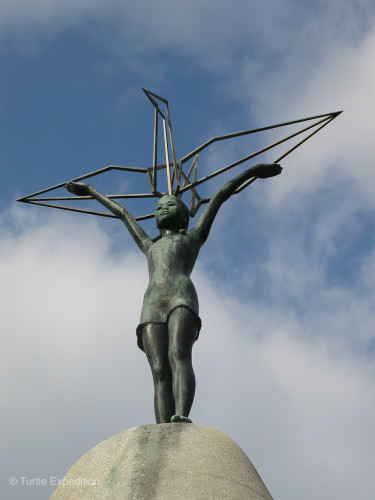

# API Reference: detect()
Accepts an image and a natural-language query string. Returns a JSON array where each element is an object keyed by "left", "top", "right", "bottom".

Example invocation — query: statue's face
[{"left": 155, "top": 195, "right": 187, "bottom": 229}]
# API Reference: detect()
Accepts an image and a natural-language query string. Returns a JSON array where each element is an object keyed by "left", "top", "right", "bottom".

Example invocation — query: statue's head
[{"left": 155, "top": 195, "right": 190, "bottom": 231}]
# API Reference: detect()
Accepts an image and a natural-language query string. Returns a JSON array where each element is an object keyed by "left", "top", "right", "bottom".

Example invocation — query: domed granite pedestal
[{"left": 50, "top": 424, "right": 273, "bottom": 500}]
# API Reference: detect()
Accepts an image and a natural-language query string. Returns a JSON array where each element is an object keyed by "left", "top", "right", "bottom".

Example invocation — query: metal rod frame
[{"left": 17, "top": 91, "right": 342, "bottom": 221}]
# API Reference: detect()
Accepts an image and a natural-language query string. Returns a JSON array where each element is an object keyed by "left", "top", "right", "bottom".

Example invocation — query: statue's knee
[
  {"left": 168, "top": 346, "right": 190, "bottom": 364},
  {"left": 151, "top": 362, "right": 171, "bottom": 382}
]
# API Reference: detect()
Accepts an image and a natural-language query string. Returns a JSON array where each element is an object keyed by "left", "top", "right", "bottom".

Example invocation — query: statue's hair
[{"left": 155, "top": 195, "right": 190, "bottom": 231}]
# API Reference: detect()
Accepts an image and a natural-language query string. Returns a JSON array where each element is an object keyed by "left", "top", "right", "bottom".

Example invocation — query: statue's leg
[
  {"left": 167, "top": 308, "right": 198, "bottom": 420},
  {"left": 141, "top": 323, "right": 175, "bottom": 423}
]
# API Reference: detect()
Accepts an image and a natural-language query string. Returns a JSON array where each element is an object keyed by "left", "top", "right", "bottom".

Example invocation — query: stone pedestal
[{"left": 50, "top": 424, "right": 273, "bottom": 500}]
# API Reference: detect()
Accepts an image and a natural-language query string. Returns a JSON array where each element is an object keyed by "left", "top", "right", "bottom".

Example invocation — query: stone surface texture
[{"left": 50, "top": 424, "right": 274, "bottom": 500}]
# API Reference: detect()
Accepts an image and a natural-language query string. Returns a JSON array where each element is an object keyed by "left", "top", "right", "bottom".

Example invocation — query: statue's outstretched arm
[
  {"left": 65, "top": 182, "right": 152, "bottom": 253},
  {"left": 192, "top": 163, "right": 282, "bottom": 246}
]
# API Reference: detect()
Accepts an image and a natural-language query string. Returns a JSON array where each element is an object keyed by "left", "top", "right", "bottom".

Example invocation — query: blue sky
[{"left": 1, "top": 1, "right": 375, "bottom": 499}]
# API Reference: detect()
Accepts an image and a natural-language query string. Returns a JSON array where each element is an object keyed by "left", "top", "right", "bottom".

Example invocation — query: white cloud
[
  {"left": 233, "top": 10, "right": 375, "bottom": 206},
  {"left": 0, "top": 0, "right": 105, "bottom": 34},
  {"left": 3, "top": 1, "right": 373, "bottom": 66},
  {"left": 192, "top": 273, "right": 375, "bottom": 500},
  {"left": 1, "top": 207, "right": 374, "bottom": 500}
]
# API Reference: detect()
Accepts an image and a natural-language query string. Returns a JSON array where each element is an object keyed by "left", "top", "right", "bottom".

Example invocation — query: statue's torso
[{"left": 139, "top": 233, "right": 200, "bottom": 323}]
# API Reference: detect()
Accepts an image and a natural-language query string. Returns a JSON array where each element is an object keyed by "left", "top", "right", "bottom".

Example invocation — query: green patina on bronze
[{"left": 65, "top": 163, "right": 282, "bottom": 424}]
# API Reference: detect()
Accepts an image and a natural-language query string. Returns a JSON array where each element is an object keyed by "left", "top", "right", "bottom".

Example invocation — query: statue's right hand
[
  {"left": 252, "top": 163, "right": 282, "bottom": 178},
  {"left": 65, "top": 181, "right": 91, "bottom": 196}
]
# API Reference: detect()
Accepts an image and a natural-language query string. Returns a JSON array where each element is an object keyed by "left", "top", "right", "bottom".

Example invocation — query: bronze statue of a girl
[{"left": 66, "top": 162, "right": 282, "bottom": 424}]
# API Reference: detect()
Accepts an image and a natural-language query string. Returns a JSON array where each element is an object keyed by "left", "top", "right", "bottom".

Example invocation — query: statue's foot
[{"left": 171, "top": 415, "right": 192, "bottom": 423}]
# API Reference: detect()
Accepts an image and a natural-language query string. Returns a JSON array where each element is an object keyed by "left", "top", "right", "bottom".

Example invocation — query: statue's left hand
[
  {"left": 65, "top": 181, "right": 91, "bottom": 196},
  {"left": 253, "top": 163, "right": 282, "bottom": 178}
]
